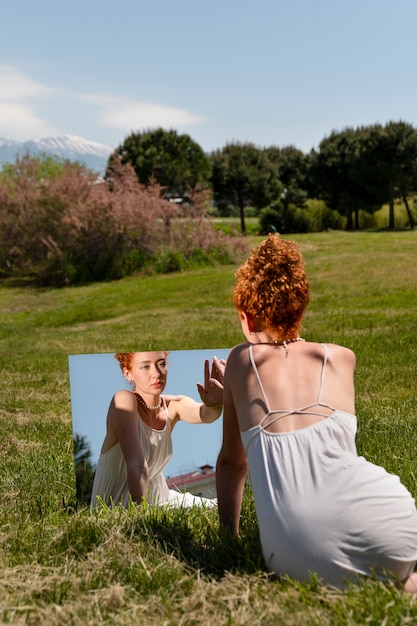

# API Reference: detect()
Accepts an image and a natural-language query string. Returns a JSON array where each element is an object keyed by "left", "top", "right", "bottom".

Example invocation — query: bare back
[{"left": 227, "top": 341, "right": 356, "bottom": 433}]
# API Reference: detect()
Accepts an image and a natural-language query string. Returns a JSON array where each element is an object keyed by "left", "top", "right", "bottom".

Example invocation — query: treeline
[
  {"left": 112, "top": 120, "right": 417, "bottom": 233},
  {"left": 0, "top": 156, "right": 248, "bottom": 287},
  {"left": 1, "top": 120, "right": 416, "bottom": 286}
]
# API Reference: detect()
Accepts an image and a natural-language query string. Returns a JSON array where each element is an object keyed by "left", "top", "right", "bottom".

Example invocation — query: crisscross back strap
[{"left": 248, "top": 343, "right": 334, "bottom": 432}]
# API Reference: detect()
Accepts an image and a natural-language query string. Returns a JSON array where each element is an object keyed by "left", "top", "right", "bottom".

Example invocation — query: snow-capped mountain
[{"left": 0, "top": 134, "right": 114, "bottom": 174}]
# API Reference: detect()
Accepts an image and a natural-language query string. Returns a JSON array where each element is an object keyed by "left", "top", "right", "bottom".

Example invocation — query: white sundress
[
  {"left": 240, "top": 343, "right": 417, "bottom": 588},
  {"left": 91, "top": 396, "right": 216, "bottom": 509}
]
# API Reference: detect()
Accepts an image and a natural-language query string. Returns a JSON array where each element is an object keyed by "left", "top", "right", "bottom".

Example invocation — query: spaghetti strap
[
  {"left": 162, "top": 396, "right": 171, "bottom": 431},
  {"left": 249, "top": 344, "right": 270, "bottom": 411},
  {"left": 317, "top": 343, "right": 328, "bottom": 404}
]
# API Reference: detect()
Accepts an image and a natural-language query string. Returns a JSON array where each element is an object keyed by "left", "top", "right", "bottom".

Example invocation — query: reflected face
[{"left": 125, "top": 351, "right": 168, "bottom": 396}]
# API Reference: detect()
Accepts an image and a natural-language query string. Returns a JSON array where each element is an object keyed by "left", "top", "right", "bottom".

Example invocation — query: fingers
[
  {"left": 204, "top": 359, "right": 211, "bottom": 386},
  {"left": 198, "top": 357, "right": 225, "bottom": 402},
  {"left": 196, "top": 383, "right": 204, "bottom": 401},
  {"left": 210, "top": 356, "right": 225, "bottom": 384}
]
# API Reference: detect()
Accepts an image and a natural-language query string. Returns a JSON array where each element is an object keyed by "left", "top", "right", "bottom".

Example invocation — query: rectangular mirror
[{"left": 69, "top": 348, "right": 229, "bottom": 506}]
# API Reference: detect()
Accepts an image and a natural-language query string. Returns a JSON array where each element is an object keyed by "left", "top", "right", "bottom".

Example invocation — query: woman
[
  {"left": 216, "top": 234, "right": 417, "bottom": 591},
  {"left": 91, "top": 351, "right": 224, "bottom": 508}
]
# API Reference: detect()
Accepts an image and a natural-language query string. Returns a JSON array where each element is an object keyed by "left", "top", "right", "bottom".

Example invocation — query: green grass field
[{"left": 1, "top": 230, "right": 417, "bottom": 625}]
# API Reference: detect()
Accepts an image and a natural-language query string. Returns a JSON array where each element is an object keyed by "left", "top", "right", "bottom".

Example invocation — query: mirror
[{"left": 69, "top": 348, "right": 230, "bottom": 505}]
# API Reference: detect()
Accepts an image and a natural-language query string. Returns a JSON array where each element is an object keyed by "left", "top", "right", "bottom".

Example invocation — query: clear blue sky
[{"left": 2, "top": 0, "right": 417, "bottom": 153}]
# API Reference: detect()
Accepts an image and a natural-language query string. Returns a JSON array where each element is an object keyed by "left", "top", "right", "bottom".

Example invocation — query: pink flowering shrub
[{"left": 0, "top": 156, "right": 248, "bottom": 286}]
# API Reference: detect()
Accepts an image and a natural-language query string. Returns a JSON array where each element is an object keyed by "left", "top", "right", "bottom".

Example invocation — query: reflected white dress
[
  {"left": 240, "top": 343, "right": 417, "bottom": 588},
  {"left": 91, "top": 396, "right": 216, "bottom": 509}
]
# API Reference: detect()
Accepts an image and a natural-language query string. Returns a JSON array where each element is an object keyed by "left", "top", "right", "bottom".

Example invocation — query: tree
[
  {"left": 0, "top": 151, "right": 72, "bottom": 184},
  {"left": 308, "top": 128, "right": 382, "bottom": 230},
  {"left": 210, "top": 142, "right": 281, "bottom": 234},
  {"left": 353, "top": 121, "right": 417, "bottom": 229},
  {"left": 264, "top": 145, "right": 309, "bottom": 232},
  {"left": 73, "top": 433, "right": 95, "bottom": 506},
  {"left": 109, "top": 128, "right": 211, "bottom": 200},
  {"left": 309, "top": 122, "right": 417, "bottom": 230}
]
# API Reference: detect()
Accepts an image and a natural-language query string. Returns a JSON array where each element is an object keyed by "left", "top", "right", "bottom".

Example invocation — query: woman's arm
[
  {"left": 109, "top": 390, "right": 148, "bottom": 502},
  {"left": 216, "top": 362, "right": 248, "bottom": 534}
]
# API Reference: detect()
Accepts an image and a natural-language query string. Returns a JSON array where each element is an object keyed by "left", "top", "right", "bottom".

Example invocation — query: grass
[{"left": 1, "top": 229, "right": 417, "bottom": 624}]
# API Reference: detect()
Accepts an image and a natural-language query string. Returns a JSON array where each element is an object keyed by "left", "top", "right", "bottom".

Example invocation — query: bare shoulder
[
  {"left": 112, "top": 389, "right": 137, "bottom": 409},
  {"left": 322, "top": 342, "right": 356, "bottom": 367},
  {"left": 225, "top": 343, "right": 249, "bottom": 367},
  {"left": 106, "top": 390, "right": 137, "bottom": 437}
]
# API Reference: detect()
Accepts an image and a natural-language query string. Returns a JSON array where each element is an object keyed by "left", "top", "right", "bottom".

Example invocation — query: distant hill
[{"left": 0, "top": 134, "right": 114, "bottom": 174}]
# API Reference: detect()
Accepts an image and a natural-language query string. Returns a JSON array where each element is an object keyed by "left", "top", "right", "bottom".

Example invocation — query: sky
[
  {"left": 2, "top": 0, "right": 417, "bottom": 154},
  {"left": 69, "top": 349, "right": 229, "bottom": 478}
]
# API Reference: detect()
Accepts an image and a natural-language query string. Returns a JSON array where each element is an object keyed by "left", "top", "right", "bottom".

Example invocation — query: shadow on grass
[{"left": 123, "top": 488, "right": 265, "bottom": 579}]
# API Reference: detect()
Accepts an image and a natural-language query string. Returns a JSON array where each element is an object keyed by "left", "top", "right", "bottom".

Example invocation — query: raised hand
[{"left": 197, "top": 356, "right": 225, "bottom": 408}]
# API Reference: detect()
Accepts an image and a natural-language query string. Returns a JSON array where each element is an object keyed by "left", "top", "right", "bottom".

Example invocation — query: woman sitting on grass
[
  {"left": 91, "top": 351, "right": 224, "bottom": 509},
  {"left": 216, "top": 234, "right": 417, "bottom": 591}
]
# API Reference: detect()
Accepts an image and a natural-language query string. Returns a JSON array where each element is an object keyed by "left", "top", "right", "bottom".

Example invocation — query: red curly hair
[
  {"left": 233, "top": 234, "right": 310, "bottom": 338},
  {"left": 114, "top": 353, "right": 135, "bottom": 371},
  {"left": 114, "top": 352, "right": 169, "bottom": 372}
]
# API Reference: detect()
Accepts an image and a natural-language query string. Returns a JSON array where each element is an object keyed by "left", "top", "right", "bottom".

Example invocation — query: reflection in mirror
[{"left": 69, "top": 348, "right": 229, "bottom": 506}]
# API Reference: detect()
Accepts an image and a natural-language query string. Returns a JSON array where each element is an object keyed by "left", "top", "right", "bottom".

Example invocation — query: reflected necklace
[
  {"left": 135, "top": 393, "right": 161, "bottom": 410},
  {"left": 270, "top": 337, "right": 305, "bottom": 358}
]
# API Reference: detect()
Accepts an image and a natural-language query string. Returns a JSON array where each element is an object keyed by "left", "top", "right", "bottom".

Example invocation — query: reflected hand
[{"left": 197, "top": 357, "right": 225, "bottom": 408}]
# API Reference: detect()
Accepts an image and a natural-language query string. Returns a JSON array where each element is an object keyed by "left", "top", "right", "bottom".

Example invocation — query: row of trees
[{"left": 111, "top": 121, "right": 417, "bottom": 233}]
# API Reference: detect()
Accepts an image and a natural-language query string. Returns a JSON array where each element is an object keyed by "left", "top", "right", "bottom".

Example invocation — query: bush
[
  {"left": 259, "top": 201, "right": 345, "bottom": 235},
  {"left": 259, "top": 205, "right": 310, "bottom": 234},
  {"left": 154, "top": 249, "right": 185, "bottom": 273},
  {"left": 0, "top": 156, "right": 249, "bottom": 286},
  {"left": 304, "top": 199, "right": 346, "bottom": 231},
  {"left": 258, "top": 208, "right": 281, "bottom": 234}
]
